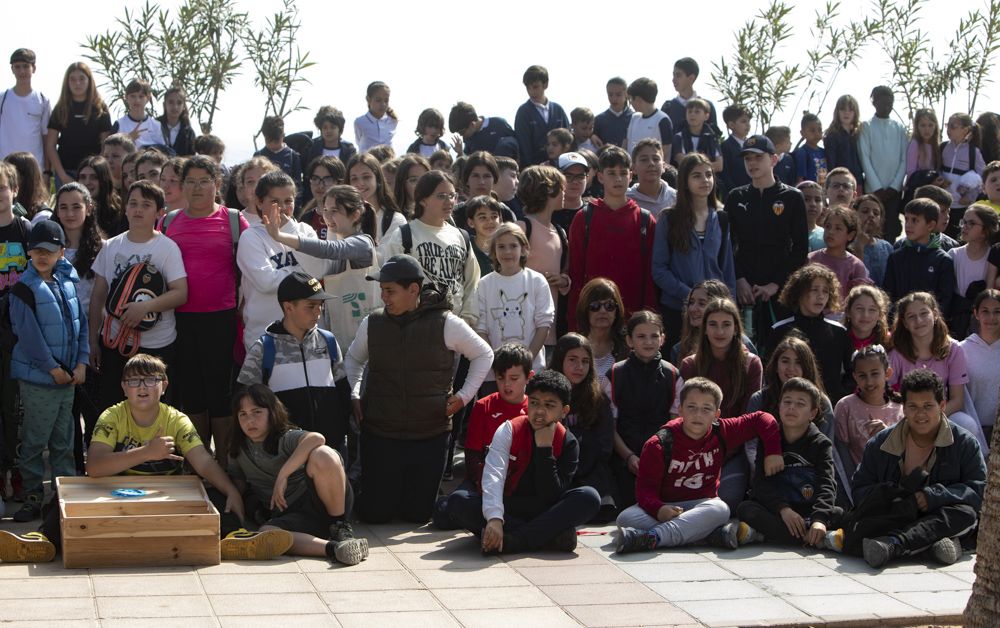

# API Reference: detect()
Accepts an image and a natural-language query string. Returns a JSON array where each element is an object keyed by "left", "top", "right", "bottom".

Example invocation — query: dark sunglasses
[{"left": 589, "top": 300, "right": 617, "bottom": 312}]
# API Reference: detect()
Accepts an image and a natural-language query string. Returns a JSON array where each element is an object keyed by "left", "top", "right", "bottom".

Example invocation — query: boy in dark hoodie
[
  {"left": 237, "top": 271, "right": 350, "bottom": 451},
  {"left": 883, "top": 198, "right": 956, "bottom": 315},
  {"left": 737, "top": 378, "right": 841, "bottom": 547},
  {"left": 254, "top": 116, "right": 303, "bottom": 189}
]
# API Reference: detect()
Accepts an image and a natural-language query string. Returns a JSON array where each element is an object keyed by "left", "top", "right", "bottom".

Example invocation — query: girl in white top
[
  {"left": 950, "top": 204, "right": 997, "bottom": 337},
  {"left": 52, "top": 183, "right": 104, "bottom": 324},
  {"left": 476, "top": 223, "right": 554, "bottom": 375},
  {"left": 381, "top": 170, "right": 480, "bottom": 326},
  {"left": 347, "top": 153, "right": 405, "bottom": 255},
  {"left": 352, "top": 81, "right": 397, "bottom": 153},
  {"left": 961, "top": 290, "right": 1000, "bottom": 443}
]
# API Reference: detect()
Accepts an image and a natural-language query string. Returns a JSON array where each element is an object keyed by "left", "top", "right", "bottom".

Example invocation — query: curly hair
[
  {"left": 517, "top": 165, "right": 566, "bottom": 213},
  {"left": 844, "top": 284, "right": 891, "bottom": 346},
  {"left": 778, "top": 263, "right": 842, "bottom": 314}
]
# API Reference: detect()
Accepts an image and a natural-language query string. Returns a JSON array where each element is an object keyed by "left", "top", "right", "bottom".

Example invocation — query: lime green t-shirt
[
  {"left": 982, "top": 200, "right": 1000, "bottom": 214},
  {"left": 91, "top": 402, "right": 204, "bottom": 475}
]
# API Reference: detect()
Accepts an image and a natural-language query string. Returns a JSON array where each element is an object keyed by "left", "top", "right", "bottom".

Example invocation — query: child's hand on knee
[
  {"left": 779, "top": 507, "right": 806, "bottom": 539},
  {"left": 763, "top": 454, "right": 785, "bottom": 476},
  {"left": 805, "top": 520, "right": 827, "bottom": 547},
  {"left": 482, "top": 518, "right": 504, "bottom": 552},
  {"left": 656, "top": 505, "right": 683, "bottom": 522}
]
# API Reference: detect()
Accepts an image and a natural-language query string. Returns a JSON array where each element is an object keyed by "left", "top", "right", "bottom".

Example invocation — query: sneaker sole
[
  {"left": 862, "top": 538, "right": 891, "bottom": 568},
  {"left": 334, "top": 538, "right": 369, "bottom": 565},
  {"left": 0, "top": 531, "right": 55, "bottom": 563},
  {"left": 932, "top": 538, "right": 962, "bottom": 565},
  {"left": 221, "top": 529, "right": 294, "bottom": 561}
]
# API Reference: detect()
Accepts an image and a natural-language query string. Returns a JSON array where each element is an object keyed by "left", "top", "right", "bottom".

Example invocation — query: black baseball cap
[
  {"left": 740, "top": 135, "right": 776, "bottom": 156},
  {"left": 277, "top": 271, "right": 334, "bottom": 303},
  {"left": 365, "top": 254, "right": 425, "bottom": 283},
  {"left": 28, "top": 220, "right": 66, "bottom": 252},
  {"left": 10, "top": 49, "right": 35, "bottom": 65}
]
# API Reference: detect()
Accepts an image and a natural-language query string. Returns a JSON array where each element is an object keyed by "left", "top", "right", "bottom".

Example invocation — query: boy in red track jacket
[{"left": 616, "top": 377, "right": 784, "bottom": 554}]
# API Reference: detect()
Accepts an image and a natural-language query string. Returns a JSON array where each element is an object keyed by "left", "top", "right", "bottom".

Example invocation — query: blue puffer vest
[{"left": 11, "top": 258, "right": 83, "bottom": 386}]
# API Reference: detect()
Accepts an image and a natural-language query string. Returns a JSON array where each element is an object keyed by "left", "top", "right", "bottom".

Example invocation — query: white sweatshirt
[{"left": 236, "top": 219, "right": 329, "bottom": 351}]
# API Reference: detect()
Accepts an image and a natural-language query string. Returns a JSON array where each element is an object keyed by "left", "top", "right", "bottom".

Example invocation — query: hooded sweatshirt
[
  {"left": 959, "top": 333, "right": 1000, "bottom": 427},
  {"left": 883, "top": 232, "right": 956, "bottom": 314},
  {"left": 626, "top": 181, "right": 677, "bottom": 213}
]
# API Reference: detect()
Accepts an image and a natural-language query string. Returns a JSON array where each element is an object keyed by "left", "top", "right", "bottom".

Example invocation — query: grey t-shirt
[{"left": 228, "top": 429, "right": 308, "bottom": 506}]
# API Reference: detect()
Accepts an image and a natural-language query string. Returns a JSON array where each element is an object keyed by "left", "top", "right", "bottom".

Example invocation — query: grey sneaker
[
  {"left": 705, "top": 520, "right": 740, "bottom": 550},
  {"left": 930, "top": 537, "right": 963, "bottom": 565},
  {"left": 329, "top": 520, "right": 369, "bottom": 566},
  {"left": 862, "top": 536, "right": 901, "bottom": 569}
]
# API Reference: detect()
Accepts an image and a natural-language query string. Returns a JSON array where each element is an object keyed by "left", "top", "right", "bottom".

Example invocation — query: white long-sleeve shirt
[
  {"left": 481, "top": 420, "right": 514, "bottom": 522},
  {"left": 344, "top": 310, "right": 493, "bottom": 405},
  {"left": 475, "top": 268, "right": 554, "bottom": 374},
  {"left": 858, "top": 116, "right": 908, "bottom": 193},
  {"left": 236, "top": 220, "right": 329, "bottom": 351}
]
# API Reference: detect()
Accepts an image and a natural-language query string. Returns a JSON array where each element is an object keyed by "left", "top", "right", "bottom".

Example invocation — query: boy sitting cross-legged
[
  {"left": 616, "top": 377, "right": 784, "bottom": 554},
  {"left": 448, "top": 369, "right": 600, "bottom": 554},
  {"left": 0, "top": 354, "right": 293, "bottom": 563}
]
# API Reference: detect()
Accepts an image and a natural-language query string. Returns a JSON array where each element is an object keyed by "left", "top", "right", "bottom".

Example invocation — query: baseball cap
[
  {"left": 28, "top": 220, "right": 66, "bottom": 252},
  {"left": 10, "top": 49, "right": 35, "bottom": 65},
  {"left": 365, "top": 254, "right": 425, "bottom": 283},
  {"left": 740, "top": 135, "right": 776, "bottom": 156},
  {"left": 557, "top": 152, "right": 588, "bottom": 172},
  {"left": 277, "top": 271, "right": 335, "bottom": 303}
]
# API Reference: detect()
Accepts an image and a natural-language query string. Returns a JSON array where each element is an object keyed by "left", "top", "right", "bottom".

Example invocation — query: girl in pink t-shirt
[{"left": 834, "top": 345, "right": 902, "bottom": 467}]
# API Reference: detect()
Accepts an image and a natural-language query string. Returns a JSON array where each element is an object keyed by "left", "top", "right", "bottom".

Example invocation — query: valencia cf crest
[{"left": 772, "top": 201, "right": 785, "bottom": 216}]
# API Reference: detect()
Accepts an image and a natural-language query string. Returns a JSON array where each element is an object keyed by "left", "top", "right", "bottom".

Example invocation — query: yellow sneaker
[
  {"left": 221, "top": 528, "right": 293, "bottom": 561},
  {"left": 0, "top": 531, "right": 56, "bottom": 563},
  {"left": 823, "top": 528, "right": 845, "bottom": 553}
]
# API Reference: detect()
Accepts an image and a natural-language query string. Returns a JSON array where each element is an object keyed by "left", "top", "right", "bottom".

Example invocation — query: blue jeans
[{"left": 19, "top": 382, "right": 76, "bottom": 498}]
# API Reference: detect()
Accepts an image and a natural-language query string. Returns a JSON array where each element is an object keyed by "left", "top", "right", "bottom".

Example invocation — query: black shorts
[
  {"left": 174, "top": 310, "right": 237, "bottom": 416},
  {"left": 264, "top": 477, "right": 354, "bottom": 538}
]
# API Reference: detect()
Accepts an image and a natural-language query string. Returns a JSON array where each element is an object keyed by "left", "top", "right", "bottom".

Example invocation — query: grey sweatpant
[{"left": 616, "top": 497, "right": 730, "bottom": 547}]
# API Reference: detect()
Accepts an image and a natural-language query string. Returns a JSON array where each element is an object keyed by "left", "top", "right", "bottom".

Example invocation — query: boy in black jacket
[
  {"left": 450, "top": 370, "right": 600, "bottom": 554},
  {"left": 737, "top": 378, "right": 841, "bottom": 547},
  {"left": 883, "top": 199, "right": 956, "bottom": 315}
]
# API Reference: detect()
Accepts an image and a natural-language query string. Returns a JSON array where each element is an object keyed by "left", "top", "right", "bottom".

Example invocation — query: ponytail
[{"left": 360, "top": 201, "right": 377, "bottom": 239}]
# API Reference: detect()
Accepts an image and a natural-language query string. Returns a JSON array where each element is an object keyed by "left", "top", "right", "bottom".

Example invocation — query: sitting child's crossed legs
[{"left": 617, "top": 497, "right": 730, "bottom": 547}]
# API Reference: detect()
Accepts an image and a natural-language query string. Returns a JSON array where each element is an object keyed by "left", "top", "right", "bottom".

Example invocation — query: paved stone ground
[{"left": 0, "top": 515, "right": 973, "bottom": 627}]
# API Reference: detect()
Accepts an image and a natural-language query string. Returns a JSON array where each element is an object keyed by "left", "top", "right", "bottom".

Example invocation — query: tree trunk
[{"left": 964, "top": 398, "right": 1000, "bottom": 626}]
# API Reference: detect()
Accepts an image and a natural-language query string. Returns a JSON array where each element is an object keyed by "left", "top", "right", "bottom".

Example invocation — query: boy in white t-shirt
[
  {"left": 625, "top": 77, "right": 672, "bottom": 158},
  {"left": 112, "top": 79, "right": 165, "bottom": 149},
  {"left": 90, "top": 180, "right": 188, "bottom": 410},
  {"left": 0, "top": 49, "right": 51, "bottom": 171}
]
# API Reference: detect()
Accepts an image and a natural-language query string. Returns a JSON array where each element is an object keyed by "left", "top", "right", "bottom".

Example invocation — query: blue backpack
[{"left": 259, "top": 328, "right": 339, "bottom": 385}]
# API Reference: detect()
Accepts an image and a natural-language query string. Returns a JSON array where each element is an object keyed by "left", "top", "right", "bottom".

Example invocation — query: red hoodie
[
  {"left": 567, "top": 198, "right": 657, "bottom": 331},
  {"left": 635, "top": 411, "right": 782, "bottom": 517}
]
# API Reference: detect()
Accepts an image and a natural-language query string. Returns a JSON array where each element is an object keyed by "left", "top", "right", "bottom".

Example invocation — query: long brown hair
[
  {"left": 843, "top": 285, "right": 891, "bottom": 346},
  {"left": 677, "top": 279, "right": 733, "bottom": 361},
  {"left": 230, "top": 384, "right": 296, "bottom": 457},
  {"left": 890, "top": 292, "right": 951, "bottom": 361},
  {"left": 551, "top": 333, "right": 607, "bottom": 429},
  {"left": 693, "top": 298, "right": 750, "bottom": 406},
  {"left": 667, "top": 153, "right": 719, "bottom": 254},
  {"left": 760, "top": 334, "right": 826, "bottom": 414},
  {"left": 575, "top": 278, "right": 627, "bottom": 360},
  {"left": 52, "top": 62, "right": 107, "bottom": 128}
]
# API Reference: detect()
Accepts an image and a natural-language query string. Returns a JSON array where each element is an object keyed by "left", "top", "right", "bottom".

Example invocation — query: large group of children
[{"left": 0, "top": 46, "right": 994, "bottom": 572}]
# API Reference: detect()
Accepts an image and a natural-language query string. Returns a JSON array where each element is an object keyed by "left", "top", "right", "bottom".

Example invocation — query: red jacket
[
  {"left": 464, "top": 392, "right": 528, "bottom": 484},
  {"left": 636, "top": 411, "right": 782, "bottom": 517},
  {"left": 567, "top": 198, "right": 657, "bottom": 330}
]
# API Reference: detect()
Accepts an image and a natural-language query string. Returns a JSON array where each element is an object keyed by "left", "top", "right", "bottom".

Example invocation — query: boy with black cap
[
  {"left": 0, "top": 49, "right": 50, "bottom": 171},
  {"left": 344, "top": 254, "right": 494, "bottom": 524},
  {"left": 238, "top": 271, "right": 349, "bottom": 450},
  {"left": 723, "top": 134, "right": 808, "bottom": 350},
  {"left": 9, "top": 220, "right": 88, "bottom": 521}
]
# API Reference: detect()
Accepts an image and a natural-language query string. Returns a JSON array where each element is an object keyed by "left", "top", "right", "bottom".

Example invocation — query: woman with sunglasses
[
  {"left": 652, "top": 153, "right": 736, "bottom": 350},
  {"left": 573, "top": 278, "right": 627, "bottom": 387}
]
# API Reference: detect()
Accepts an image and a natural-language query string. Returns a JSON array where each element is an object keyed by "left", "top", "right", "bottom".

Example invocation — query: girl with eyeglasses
[
  {"left": 298, "top": 156, "right": 346, "bottom": 239},
  {"left": 949, "top": 204, "right": 998, "bottom": 338}
]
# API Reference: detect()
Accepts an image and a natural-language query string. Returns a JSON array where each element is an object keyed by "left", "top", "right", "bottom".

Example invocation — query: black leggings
[{"left": 357, "top": 431, "right": 449, "bottom": 524}]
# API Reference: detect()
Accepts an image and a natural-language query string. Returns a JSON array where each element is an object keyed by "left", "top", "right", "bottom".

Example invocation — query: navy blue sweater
[{"left": 515, "top": 100, "right": 569, "bottom": 166}]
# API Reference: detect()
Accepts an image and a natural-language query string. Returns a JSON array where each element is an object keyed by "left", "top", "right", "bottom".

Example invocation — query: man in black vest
[{"left": 344, "top": 254, "right": 494, "bottom": 523}]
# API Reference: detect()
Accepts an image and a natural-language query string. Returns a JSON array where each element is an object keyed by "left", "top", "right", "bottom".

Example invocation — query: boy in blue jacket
[
  {"left": 515, "top": 65, "right": 569, "bottom": 166},
  {"left": 9, "top": 220, "right": 88, "bottom": 521},
  {"left": 824, "top": 369, "right": 985, "bottom": 569}
]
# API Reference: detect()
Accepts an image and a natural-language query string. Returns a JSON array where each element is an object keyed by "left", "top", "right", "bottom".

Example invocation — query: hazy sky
[{"left": 9, "top": 0, "right": 997, "bottom": 162}]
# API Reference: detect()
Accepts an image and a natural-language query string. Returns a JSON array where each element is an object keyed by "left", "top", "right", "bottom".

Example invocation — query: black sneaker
[
  {"left": 329, "top": 520, "right": 369, "bottom": 565},
  {"left": 863, "top": 536, "right": 901, "bottom": 569},
  {"left": 615, "top": 527, "right": 658, "bottom": 554},
  {"left": 705, "top": 520, "right": 740, "bottom": 550},
  {"left": 12, "top": 495, "right": 41, "bottom": 523},
  {"left": 544, "top": 528, "right": 578, "bottom": 553}
]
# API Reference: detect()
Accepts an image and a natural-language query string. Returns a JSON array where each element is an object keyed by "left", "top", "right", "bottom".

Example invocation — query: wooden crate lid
[{"left": 56, "top": 476, "right": 214, "bottom": 513}]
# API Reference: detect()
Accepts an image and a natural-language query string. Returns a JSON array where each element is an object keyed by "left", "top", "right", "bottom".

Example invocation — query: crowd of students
[{"left": 0, "top": 47, "right": 995, "bottom": 570}]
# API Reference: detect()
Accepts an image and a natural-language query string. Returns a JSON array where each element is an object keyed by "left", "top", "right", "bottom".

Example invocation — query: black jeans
[
  {"left": 447, "top": 486, "right": 600, "bottom": 551},
  {"left": 357, "top": 431, "right": 449, "bottom": 524},
  {"left": 737, "top": 499, "right": 844, "bottom": 546}
]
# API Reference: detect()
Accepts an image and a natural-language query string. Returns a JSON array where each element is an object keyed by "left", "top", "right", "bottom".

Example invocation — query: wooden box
[{"left": 56, "top": 475, "right": 220, "bottom": 569}]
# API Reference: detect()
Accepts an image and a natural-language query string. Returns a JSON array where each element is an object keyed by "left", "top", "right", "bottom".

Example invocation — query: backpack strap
[
  {"left": 639, "top": 208, "right": 651, "bottom": 308},
  {"left": 716, "top": 209, "right": 729, "bottom": 269},
  {"left": 522, "top": 216, "right": 533, "bottom": 240},
  {"left": 380, "top": 208, "right": 394, "bottom": 241},
  {"left": 656, "top": 426, "right": 674, "bottom": 468},
  {"left": 160, "top": 209, "right": 182, "bottom": 234},
  {"left": 712, "top": 422, "right": 727, "bottom": 459},
  {"left": 226, "top": 207, "right": 241, "bottom": 248},
  {"left": 260, "top": 334, "right": 276, "bottom": 385},
  {"left": 459, "top": 226, "right": 471, "bottom": 262},
  {"left": 609, "top": 362, "right": 621, "bottom": 407},
  {"left": 401, "top": 223, "right": 413, "bottom": 254},
  {"left": 556, "top": 223, "right": 569, "bottom": 272},
  {"left": 581, "top": 202, "right": 594, "bottom": 278},
  {"left": 317, "top": 327, "right": 340, "bottom": 363}
]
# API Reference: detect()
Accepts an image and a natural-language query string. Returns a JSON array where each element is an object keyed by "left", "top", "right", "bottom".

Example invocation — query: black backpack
[
  {"left": 654, "top": 422, "right": 726, "bottom": 467},
  {"left": 0, "top": 282, "right": 35, "bottom": 351}
]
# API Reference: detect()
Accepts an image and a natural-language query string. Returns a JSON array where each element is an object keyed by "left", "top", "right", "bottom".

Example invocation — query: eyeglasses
[
  {"left": 828, "top": 182, "right": 854, "bottom": 190},
  {"left": 589, "top": 300, "right": 617, "bottom": 312},
  {"left": 959, "top": 219, "right": 981, "bottom": 229},
  {"left": 184, "top": 179, "right": 214, "bottom": 189},
  {"left": 433, "top": 192, "right": 457, "bottom": 201},
  {"left": 123, "top": 377, "right": 164, "bottom": 388},
  {"left": 309, "top": 175, "right": 336, "bottom": 186}
]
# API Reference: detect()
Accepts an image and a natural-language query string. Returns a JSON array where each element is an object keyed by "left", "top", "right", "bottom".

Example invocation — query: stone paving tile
[
  {"left": 322, "top": 589, "right": 442, "bottom": 613},
  {"left": 0, "top": 576, "right": 91, "bottom": 599},
  {"left": 563, "top": 601, "right": 698, "bottom": 627},
  {"left": 102, "top": 619, "right": 221, "bottom": 628},
  {"left": 195, "top": 558, "right": 302, "bottom": 574},
  {"left": 334, "top": 610, "right": 461, "bottom": 627},
  {"left": 750, "top": 574, "right": 876, "bottom": 596},
  {"left": 208, "top": 592, "right": 329, "bottom": 616},
  {"left": 674, "top": 595, "right": 811, "bottom": 627},
  {"left": 721, "top": 556, "right": 842, "bottom": 579},
  {"left": 784, "top": 592, "right": 927, "bottom": 620},
  {"left": 431, "top": 585, "right": 556, "bottom": 610},
  {"left": 539, "top": 582, "right": 665, "bottom": 606},
  {"left": 412, "top": 565, "right": 532, "bottom": 588},
  {"left": 515, "top": 562, "right": 635, "bottom": 586},
  {"left": 451, "top": 606, "right": 582, "bottom": 628},
  {"left": 297, "top": 551, "right": 403, "bottom": 572},
  {"left": 0, "top": 622, "right": 99, "bottom": 628},
  {"left": 891, "top": 589, "right": 974, "bottom": 613},
  {"left": 502, "top": 547, "right": 609, "bottom": 567},
  {"left": 0, "top": 597, "right": 97, "bottom": 622},
  {"left": 219, "top": 616, "right": 337, "bottom": 628},
  {"left": 848, "top": 571, "right": 972, "bottom": 592},
  {"left": 92, "top": 574, "right": 203, "bottom": 596},
  {"left": 199, "top": 572, "right": 315, "bottom": 594},
  {"left": 97, "top": 594, "right": 214, "bottom": 619},
  {"left": 307, "top": 568, "right": 422, "bottom": 592},
  {"left": 394, "top": 545, "right": 503, "bottom": 570},
  {"left": 599, "top": 548, "right": 712, "bottom": 564},
  {"left": 647, "top": 579, "right": 772, "bottom": 602},
  {"left": 617, "top": 560, "right": 739, "bottom": 582},
  {"left": 0, "top": 562, "right": 89, "bottom": 579}
]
